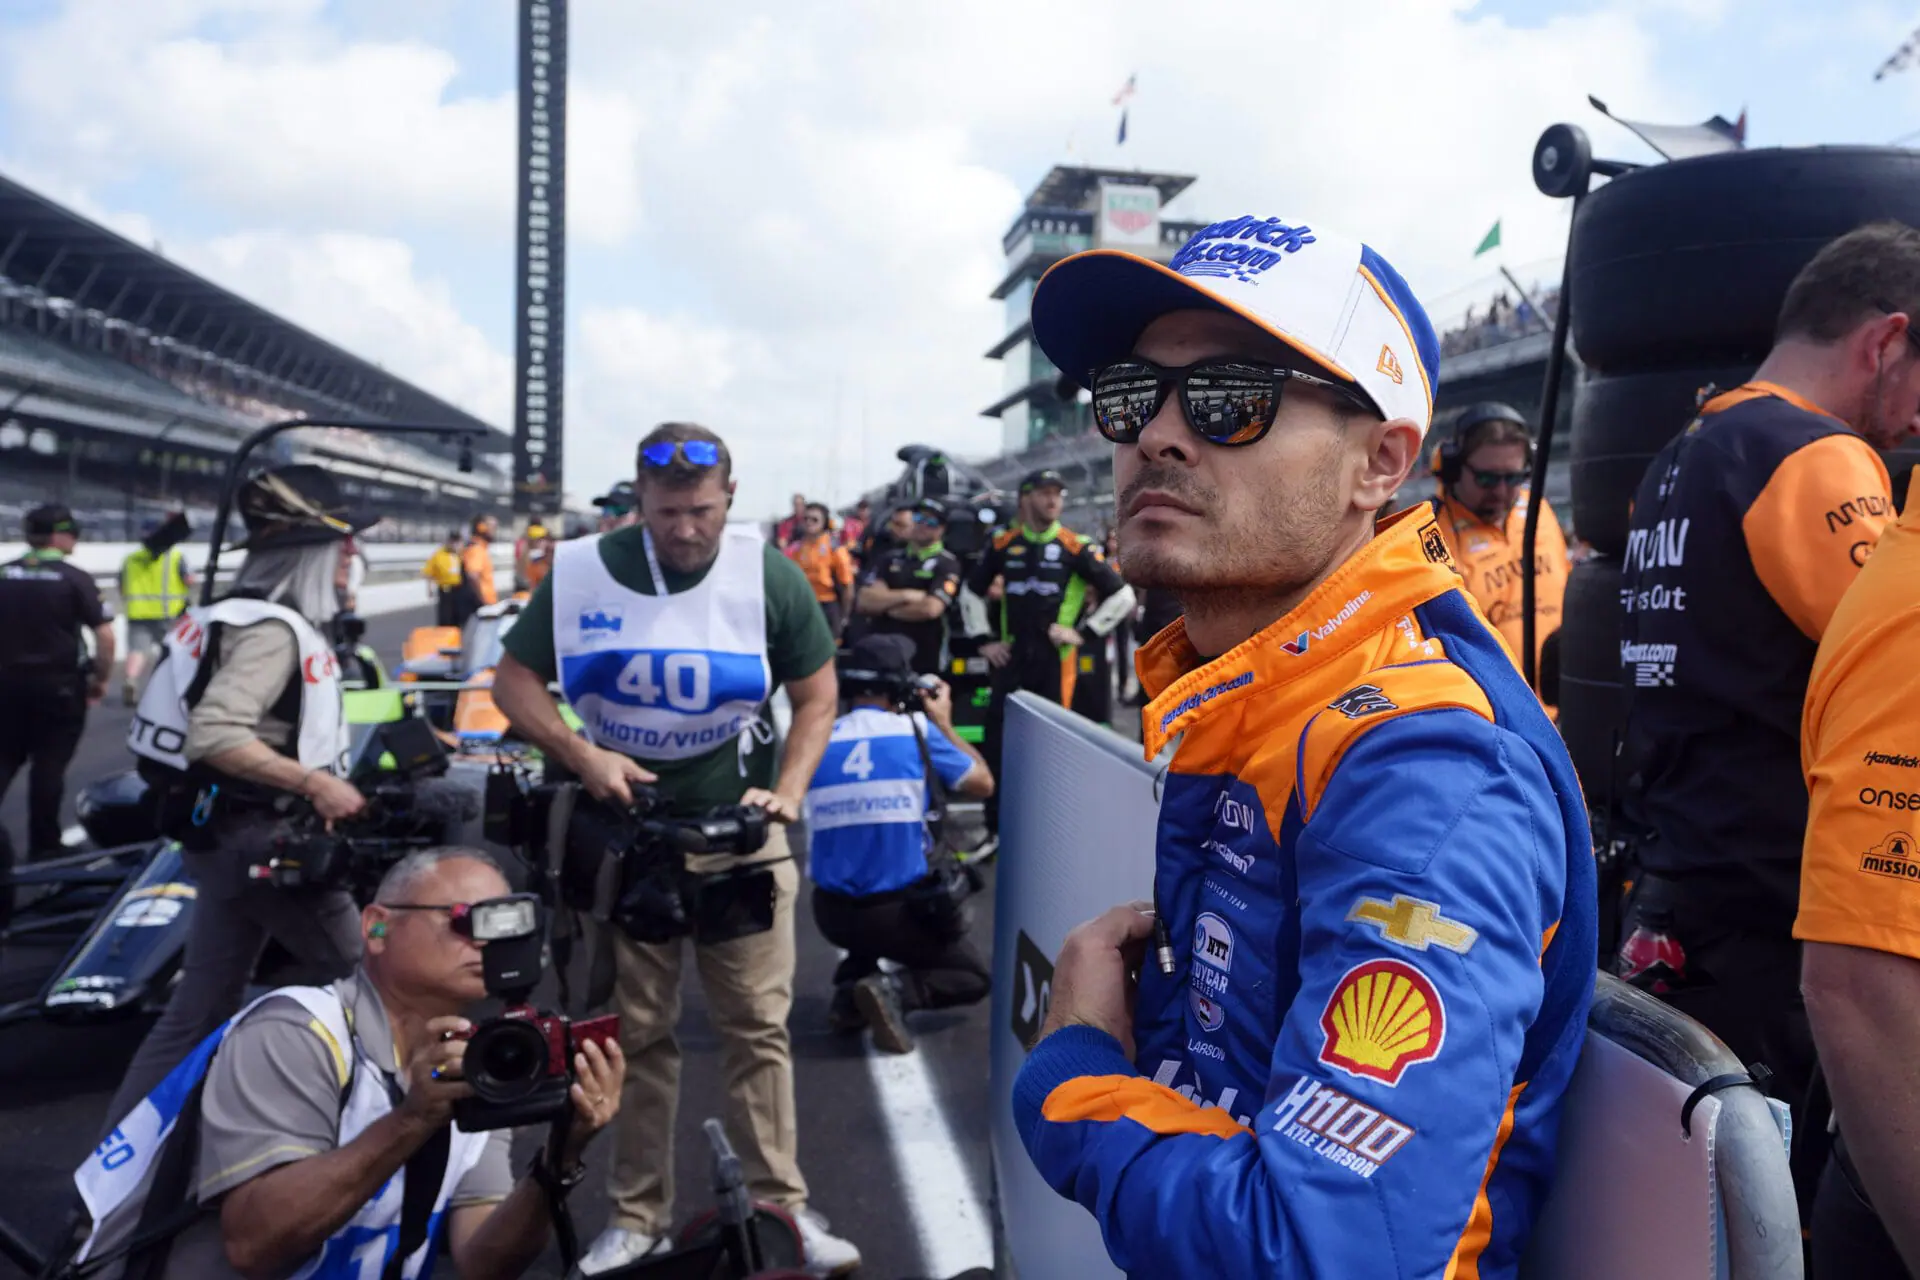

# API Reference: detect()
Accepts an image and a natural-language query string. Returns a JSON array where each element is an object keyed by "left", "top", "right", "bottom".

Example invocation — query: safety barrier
[{"left": 989, "top": 692, "right": 1802, "bottom": 1280}]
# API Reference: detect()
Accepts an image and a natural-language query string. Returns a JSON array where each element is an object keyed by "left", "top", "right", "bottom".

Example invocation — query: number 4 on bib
[{"left": 842, "top": 739, "right": 875, "bottom": 780}]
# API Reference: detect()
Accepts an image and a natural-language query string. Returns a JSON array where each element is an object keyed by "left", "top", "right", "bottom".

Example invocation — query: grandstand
[{"left": 0, "top": 172, "right": 511, "bottom": 544}]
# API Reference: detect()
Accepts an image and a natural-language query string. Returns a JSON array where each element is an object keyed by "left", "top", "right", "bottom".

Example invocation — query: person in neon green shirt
[{"left": 120, "top": 511, "right": 194, "bottom": 705}]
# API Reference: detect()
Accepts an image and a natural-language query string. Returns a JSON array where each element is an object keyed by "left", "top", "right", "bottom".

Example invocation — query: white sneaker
[
  {"left": 792, "top": 1205, "right": 862, "bottom": 1276},
  {"left": 579, "top": 1226, "right": 669, "bottom": 1275}
]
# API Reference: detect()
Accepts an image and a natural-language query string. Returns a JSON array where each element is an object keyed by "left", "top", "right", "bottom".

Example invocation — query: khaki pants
[{"left": 608, "top": 835, "right": 806, "bottom": 1232}]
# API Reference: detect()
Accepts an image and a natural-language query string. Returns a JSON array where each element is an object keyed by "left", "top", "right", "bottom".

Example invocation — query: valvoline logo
[
  {"left": 1280, "top": 590, "right": 1373, "bottom": 658},
  {"left": 579, "top": 606, "right": 624, "bottom": 639}
]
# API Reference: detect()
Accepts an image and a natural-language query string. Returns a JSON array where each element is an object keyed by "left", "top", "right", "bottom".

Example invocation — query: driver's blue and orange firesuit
[{"left": 1012, "top": 507, "right": 1597, "bottom": 1279}]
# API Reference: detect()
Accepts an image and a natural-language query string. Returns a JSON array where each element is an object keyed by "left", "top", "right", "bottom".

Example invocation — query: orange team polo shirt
[
  {"left": 1431, "top": 489, "right": 1570, "bottom": 699},
  {"left": 461, "top": 539, "right": 498, "bottom": 606},
  {"left": 1798, "top": 466, "right": 1920, "bottom": 960},
  {"left": 788, "top": 535, "right": 853, "bottom": 604}
]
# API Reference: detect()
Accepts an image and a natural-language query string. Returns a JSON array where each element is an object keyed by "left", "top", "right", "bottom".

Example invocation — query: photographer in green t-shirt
[{"left": 492, "top": 422, "right": 858, "bottom": 1275}]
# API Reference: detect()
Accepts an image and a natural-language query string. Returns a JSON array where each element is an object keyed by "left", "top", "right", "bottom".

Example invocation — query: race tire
[
  {"left": 1569, "top": 364, "right": 1753, "bottom": 556},
  {"left": 1556, "top": 555, "right": 1628, "bottom": 802},
  {"left": 1569, "top": 147, "right": 1920, "bottom": 371}
]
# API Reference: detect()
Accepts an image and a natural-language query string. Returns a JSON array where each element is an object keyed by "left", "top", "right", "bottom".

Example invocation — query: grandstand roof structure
[{"left": 0, "top": 171, "right": 507, "bottom": 454}]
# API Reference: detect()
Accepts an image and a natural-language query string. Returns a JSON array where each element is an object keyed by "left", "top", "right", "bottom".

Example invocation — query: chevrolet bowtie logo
[{"left": 1347, "top": 895, "right": 1478, "bottom": 955}]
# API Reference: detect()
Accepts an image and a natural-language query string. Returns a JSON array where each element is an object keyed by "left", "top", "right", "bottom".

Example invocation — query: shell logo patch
[{"left": 1318, "top": 959, "right": 1445, "bottom": 1086}]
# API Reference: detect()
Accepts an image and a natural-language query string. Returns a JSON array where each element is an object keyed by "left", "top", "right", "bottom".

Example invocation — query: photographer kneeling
[
  {"left": 808, "top": 634, "right": 993, "bottom": 1054},
  {"left": 108, "top": 466, "right": 380, "bottom": 1126},
  {"left": 74, "top": 848, "right": 623, "bottom": 1280}
]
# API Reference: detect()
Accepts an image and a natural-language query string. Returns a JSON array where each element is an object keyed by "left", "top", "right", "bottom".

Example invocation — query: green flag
[{"left": 1474, "top": 220, "right": 1502, "bottom": 257}]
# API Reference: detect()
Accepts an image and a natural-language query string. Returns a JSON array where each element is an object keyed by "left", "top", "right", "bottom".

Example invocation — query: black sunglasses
[
  {"left": 1469, "top": 468, "right": 1531, "bottom": 489},
  {"left": 1089, "top": 358, "right": 1380, "bottom": 447}
]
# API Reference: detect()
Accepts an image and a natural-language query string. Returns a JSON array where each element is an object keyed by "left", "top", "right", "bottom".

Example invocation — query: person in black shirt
[
  {"left": 0, "top": 504, "right": 114, "bottom": 874},
  {"left": 853, "top": 499, "right": 964, "bottom": 675}
]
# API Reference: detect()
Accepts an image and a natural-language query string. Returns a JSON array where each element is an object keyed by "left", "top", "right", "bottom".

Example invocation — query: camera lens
[{"left": 465, "top": 1019, "right": 548, "bottom": 1102}]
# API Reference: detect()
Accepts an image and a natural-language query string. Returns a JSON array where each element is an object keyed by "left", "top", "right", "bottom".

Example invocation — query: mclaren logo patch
[
  {"left": 1318, "top": 959, "right": 1445, "bottom": 1086},
  {"left": 1347, "top": 895, "right": 1478, "bottom": 954}
]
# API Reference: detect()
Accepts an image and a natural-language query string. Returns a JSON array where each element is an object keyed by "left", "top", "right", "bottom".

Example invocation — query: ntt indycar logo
[{"left": 1170, "top": 217, "right": 1317, "bottom": 285}]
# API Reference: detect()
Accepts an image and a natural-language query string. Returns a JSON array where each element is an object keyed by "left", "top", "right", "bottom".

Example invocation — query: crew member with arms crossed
[
  {"left": 1427, "top": 402, "right": 1569, "bottom": 704},
  {"left": 853, "top": 498, "right": 963, "bottom": 675},
  {"left": 970, "top": 469, "right": 1133, "bottom": 835},
  {"left": 1615, "top": 222, "right": 1920, "bottom": 1116},
  {"left": 1011, "top": 213, "right": 1597, "bottom": 1277},
  {"left": 491, "top": 422, "right": 859, "bottom": 1276},
  {"left": 1795, "top": 465, "right": 1920, "bottom": 1279},
  {"left": 75, "top": 847, "right": 623, "bottom": 1280}
]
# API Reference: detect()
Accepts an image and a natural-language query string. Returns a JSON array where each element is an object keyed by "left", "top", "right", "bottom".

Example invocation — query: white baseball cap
[{"left": 1031, "top": 215, "right": 1440, "bottom": 434}]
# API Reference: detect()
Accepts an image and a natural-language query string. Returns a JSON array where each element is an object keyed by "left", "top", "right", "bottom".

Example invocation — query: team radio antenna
[{"left": 1875, "top": 23, "right": 1920, "bottom": 80}]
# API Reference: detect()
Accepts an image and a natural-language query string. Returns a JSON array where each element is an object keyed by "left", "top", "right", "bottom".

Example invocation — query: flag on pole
[
  {"left": 1113, "top": 74, "right": 1137, "bottom": 107},
  {"left": 1117, "top": 110, "right": 1128, "bottom": 145},
  {"left": 1474, "top": 220, "right": 1502, "bottom": 257},
  {"left": 1734, "top": 105, "right": 1748, "bottom": 145}
]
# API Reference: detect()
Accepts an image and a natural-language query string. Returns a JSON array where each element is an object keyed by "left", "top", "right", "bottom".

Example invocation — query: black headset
[{"left": 1430, "top": 402, "right": 1534, "bottom": 485}]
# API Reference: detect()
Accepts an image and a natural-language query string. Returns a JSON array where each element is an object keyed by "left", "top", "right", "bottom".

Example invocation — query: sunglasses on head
[
  {"left": 641, "top": 440, "right": 722, "bottom": 469},
  {"left": 1469, "top": 468, "right": 1531, "bottom": 489},
  {"left": 1089, "top": 357, "right": 1379, "bottom": 447}
]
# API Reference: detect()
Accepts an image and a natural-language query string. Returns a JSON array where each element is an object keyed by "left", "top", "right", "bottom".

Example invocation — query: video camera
[
  {"left": 485, "top": 770, "right": 778, "bottom": 949},
  {"left": 437, "top": 893, "right": 619, "bottom": 1132},
  {"left": 837, "top": 652, "right": 942, "bottom": 712},
  {"left": 247, "top": 718, "right": 477, "bottom": 894}
]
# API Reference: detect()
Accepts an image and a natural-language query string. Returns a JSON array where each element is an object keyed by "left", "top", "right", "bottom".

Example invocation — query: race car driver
[
  {"left": 969, "top": 469, "right": 1134, "bottom": 832},
  {"left": 1616, "top": 221, "right": 1920, "bottom": 1114},
  {"left": 1427, "top": 402, "right": 1569, "bottom": 703},
  {"left": 1011, "top": 213, "right": 1597, "bottom": 1278},
  {"left": 1798, "top": 467, "right": 1920, "bottom": 1279}
]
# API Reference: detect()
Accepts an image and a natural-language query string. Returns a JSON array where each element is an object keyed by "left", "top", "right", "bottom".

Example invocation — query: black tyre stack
[{"left": 1558, "top": 147, "right": 1920, "bottom": 798}]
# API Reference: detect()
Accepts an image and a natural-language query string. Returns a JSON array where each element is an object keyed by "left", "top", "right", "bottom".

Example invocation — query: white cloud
[
  {"left": 0, "top": 0, "right": 641, "bottom": 244},
  {"left": 179, "top": 229, "right": 512, "bottom": 426},
  {"left": 1, "top": 0, "right": 1697, "bottom": 517}
]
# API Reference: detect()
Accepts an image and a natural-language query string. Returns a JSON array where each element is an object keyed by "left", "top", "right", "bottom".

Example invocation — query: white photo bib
[
  {"left": 77, "top": 984, "right": 490, "bottom": 1280},
  {"left": 552, "top": 527, "right": 772, "bottom": 762},
  {"left": 127, "top": 599, "right": 349, "bottom": 777}
]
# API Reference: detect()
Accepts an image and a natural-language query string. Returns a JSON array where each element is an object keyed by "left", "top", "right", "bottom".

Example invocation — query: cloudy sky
[{"left": 3, "top": 0, "right": 1918, "bottom": 517}]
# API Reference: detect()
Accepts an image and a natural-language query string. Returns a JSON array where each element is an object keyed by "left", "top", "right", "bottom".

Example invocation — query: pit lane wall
[{"left": 988, "top": 693, "right": 1802, "bottom": 1280}]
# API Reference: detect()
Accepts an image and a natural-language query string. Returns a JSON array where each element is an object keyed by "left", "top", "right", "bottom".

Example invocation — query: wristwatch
[{"left": 529, "top": 1152, "right": 588, "bottom": 1195}]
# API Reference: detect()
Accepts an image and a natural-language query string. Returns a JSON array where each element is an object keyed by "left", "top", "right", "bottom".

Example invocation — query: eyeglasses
[
  {"left": 1469, "top": 468, "right": 1531, "bottom": 489},
  {"left": 1089, "top": 358, "right": 1380, "bottom": 447},
  {"left": 640, "top": 440, "right": 722, "bottom": 469}
]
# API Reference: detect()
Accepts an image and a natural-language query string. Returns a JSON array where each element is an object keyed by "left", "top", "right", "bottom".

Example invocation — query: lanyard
[{"left": 640, "top": 527, "right": 669, "bottom": 595}]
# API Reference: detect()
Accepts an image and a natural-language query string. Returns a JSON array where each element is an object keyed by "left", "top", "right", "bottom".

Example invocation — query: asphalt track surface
[{"left": 0, "top": 605, "right": 999, "bottom": 1280}]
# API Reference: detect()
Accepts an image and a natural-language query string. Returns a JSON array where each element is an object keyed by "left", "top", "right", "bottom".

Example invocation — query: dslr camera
[{"left": 447, "top": 893, "right": 619, "bottom": 1131}]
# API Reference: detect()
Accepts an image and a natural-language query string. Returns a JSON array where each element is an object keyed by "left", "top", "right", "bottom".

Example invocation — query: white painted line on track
[{"left": 865, "top": 1042, "right": 994, "bottom": 1278}]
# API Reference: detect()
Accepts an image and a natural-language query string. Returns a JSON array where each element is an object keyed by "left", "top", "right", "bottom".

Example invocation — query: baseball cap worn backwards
[{"left": 1031, "top": 215, "right": 1441, "bottom": 435}]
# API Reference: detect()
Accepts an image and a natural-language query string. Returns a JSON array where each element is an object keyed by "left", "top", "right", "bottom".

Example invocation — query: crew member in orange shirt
[
  {"left": 1427, "top": 402, "right": 1569, "bottom": 706},
  {"left": 787, "top": 502, "right": 853, "bottom": 640},
  {"left": 521, "top": 522, "right": 553, "bottom": 592},
  {"left": 1798, "top": 473, "right": 1920, "bottom": 1279},
  {"left": 456, "top": 513, "right": 498, "bottom": 627}
]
